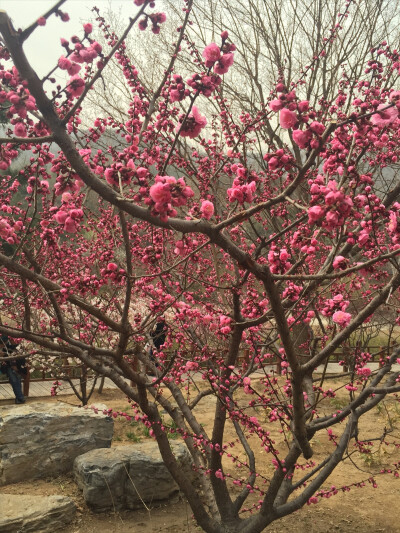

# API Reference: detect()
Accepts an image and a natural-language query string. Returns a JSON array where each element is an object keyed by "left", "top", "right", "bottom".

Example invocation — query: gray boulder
[
  {"left": 0, "top": 493, "right": 76, "bottom": 532},
  {"left": 0, "top": 402, "right": 113, "bottom": 485},
  {"left": 74, "top": 441, "right": 192, "bottom": 511}
]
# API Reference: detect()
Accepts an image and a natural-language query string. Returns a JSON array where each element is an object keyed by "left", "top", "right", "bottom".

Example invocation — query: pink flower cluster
[
  {"left": 177, "top": 106, "right": 207, "bottom": 138},
  {"left": 0, "top": 217, "right": 22, "bottom": 245},
  {"left": 67, "top": 75, "right": 85, "bottom": 98},
  {"left": 104, "top": 159, "right": 136, "bottom": 187},
  {"left": 387, "top": 203, "right": 400, "bottom": 243},
  {"left": 270, "top": 86, "right": 311, "bottom": 117},
  {"left": 50, "top": 381, "right": 62, "bottom": 396},
  {"left": 200, "top": 200, "right": 215, "bottom": 220},
  {"left": 268, "top": 245, "right": 291, "bottom": 274},
  {"left": 71, "top": 41, "right": 102, "bottom": 63},
  {"left": 263, "top": 148, "right": 295, "bottom": 173},
  {"left": 332, "top": 310, "right": 352, "bottom": 327},
  {"left": 227, "top": 164, "right": 256, "bottom": 204},
  {"left": 332, "top": 255, "right": 347, "bottom": 270},
  {"left": 53, "top": 207, "right": 84, "bottom": 233},
  {"left": 282, "top": 282, "right": 303, "bottom": 301},
  {"left": 174, "top": 239, "right": 189, "bottom": 257},
  {"left": 148, "top": 175, "right": 194, "bottom": 220},
  {"left": 169, "top": 74, "right": 189, "bottom": 102},
  {"left": 58, "top": 40, "right": 103, "bottom": 99},
  {"left": 0, "top": 89, "right": 36, "bottom": 120},
  {"left": 370, "top": 104, "right": 398, "bottom": 127},
  {"left": 308, "top": 176, "right": 353, "bottom": 228},
  {"left": 268, "top": 86, "right": 327, "bottom": 149},
  {"left": 356, "top": 367, "right": 372, "bottom": 378},
  {"left": 202, "top": 37, "right": 235, "bottom": 75},
  {"left": 321, "top": 294, "right": 349, "bottom": 318},
  {"left": 186, "top": 72, "right": 222, "bottom": 97},
  {"left": 138, "top": 13, "right": 167, "bottom": 34},
  {"left": 59, "top": 40, "right": 101, "bottom": 73},
  {"left": 100, "top": 261, "right": 125, "bottom": 282},
  {"left": 227, "top": 179, "right": 256, "bottom": 204},
  {"left": 219, "top": 315, "right": 232, "bottom": 334}
]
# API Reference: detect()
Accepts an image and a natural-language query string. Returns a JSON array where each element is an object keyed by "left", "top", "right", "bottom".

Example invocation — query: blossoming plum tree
[{"left": 1, "top": 0, "right": 400, "bottom": 531}]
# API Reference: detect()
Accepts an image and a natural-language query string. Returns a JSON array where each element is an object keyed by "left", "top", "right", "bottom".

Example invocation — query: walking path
[
  {"left": 0, "top": 362, "right": 397, "bottom": 402},
  {"left": 0, "top": 377, "right": 118, "bottom": 401}
]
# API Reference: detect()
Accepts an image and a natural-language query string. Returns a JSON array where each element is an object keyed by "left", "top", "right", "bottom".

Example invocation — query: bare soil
[{"left": 1, "top": 380, "right": 399, "bottom": 533}]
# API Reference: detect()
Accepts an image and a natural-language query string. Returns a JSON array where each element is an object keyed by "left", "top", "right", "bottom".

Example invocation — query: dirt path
[{"left": 1, "top": 384, "right": 399, "bottom": 533}]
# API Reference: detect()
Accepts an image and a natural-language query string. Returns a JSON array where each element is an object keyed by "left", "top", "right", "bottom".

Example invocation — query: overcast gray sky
[{"left": 1, "top": 1, "right": 135, "bottom": 77}]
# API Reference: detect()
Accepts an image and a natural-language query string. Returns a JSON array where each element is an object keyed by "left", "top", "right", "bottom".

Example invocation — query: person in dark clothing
[
  {"left": 149, "top": 318, "right": 168, "bottom": 367},
  {"left": 0, "top": 335, "right": 27, "bottom": 404},
  {"left": 150, "top": 317, "right": 168, "bottom": 351}
]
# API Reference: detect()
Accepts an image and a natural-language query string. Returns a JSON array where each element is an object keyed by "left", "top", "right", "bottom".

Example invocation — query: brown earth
[{"left": 1, "top": 379, "right": 399, "bottom": 533}]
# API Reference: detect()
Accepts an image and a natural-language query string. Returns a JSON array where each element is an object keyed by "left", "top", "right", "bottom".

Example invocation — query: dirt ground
[{"left": 1, "top": 380, "right": 400, "bottom": 533}]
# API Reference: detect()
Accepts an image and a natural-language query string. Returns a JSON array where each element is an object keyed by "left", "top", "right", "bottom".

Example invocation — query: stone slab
[
  {"left": 0, "top": 493, "right": 75, "bottom": 532},
  {"left": 0, "top": 402, "right": 113, "bottom": 485},
  {"left": 74, "top": 441, "right": 192, "bottom": 511}
]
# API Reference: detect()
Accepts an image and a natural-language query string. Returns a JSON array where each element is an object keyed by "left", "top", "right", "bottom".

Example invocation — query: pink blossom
[
  {"left": 80, "top": 48, "right": 98, "bottom": 62},
  {"left": 215, "top": 469, "right": 224, "bottom": 480},
  {"left": 325, "top": 211, "right": 339, "bottom": 227},
  {"left": 219, "top": 315, "right": 231, "bottom": 326},
  {"left": 332, "top": 310, "right": 352, "bottom": 327},
  {"left": 178, "top": 106, "right": 207, "bottom": 138},
  {"left": 292, "top": 129, "right": 312, "bottom": 148},
  {"left": 298, "top": 100, "right": 309, "bottom": 112},
  {"left": 67, "top": 63, "right": 81, "bottom": 76},
  {"left": 67, "top": 75, "right": 85, "bottom": 98},
  {"left": 279, "top": 248, "right": 290, "bottom": 261},
  {"left": 389, "top": 212, "right": 398, "bottom": 232},
  {"left": 357, "top": 367, "right": 372, "bottom": 377},
  {"left": 214, "top": 53, "right": 234, "bottom": 75},
  {"left": 185, "top": 361, "right": 198, "bottom": 372},
  {"left": 308, "top": 205, "right": 324, "bottom": 223},
  {"left": 14, "top": 123, "right": 27, "bottom": 137},
  {"left": 309, "top": 121, "right": 325, "bottom": 135},
  {"left": 370, "top": 104, "right": 398, "bottom": 126},
  {"left": 268, "top": 157, "right": 280, "bottom": 170},
  {"left": 8, "top": 93, "right": 20, "bottom": 105},
  {"left": 200, "top": 200, "right": 214, "bottom": 220},
  {"left": 62, "top": 192, "right": 72, "bottom": 203},
  {"left": 54, "top": 211, "right": 68, "bottom": 225},
  {"left": 83, "top": 23, "right": 93, "bottom": 34},
  {"left": 91, "top": 42, "right": 102, "bottom": 54},
  {"left": 279, "top": 108, "right": 298, "bottom": 129},
  {"left": 37, "top": 17, "right": 46, "bottom": 26},
  {"left": 149, "top": 182, "right": 171, "bottom": 204},
  {"left": 269, "top": 99, "right": 284, "bottom": 112},
  {"left": 332, "top": 256, "right": 347, "bottom": 270},
  {"left": 138, "top": 18, "right": 147, "bottom": 31},
  {"left": 389, "top": 91, "right": 400, "bottom": 102},
  {"left": 149, "top": 13, "right": 167, "bottom": 34},
  {"left": 227, "top": 180, "right": 256, "bottom": 204},
  {"left": 358, "top": 229, "right": 370, "bottom": 246},
  {"left": 58, "top": 56, "right": 71, "bottom": 70},
  {"left": 202, "top": 43, "right": 221, "bottom": 67},
  {"left": 64, "top": 217, "right": 77, "bottom": 233}
]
